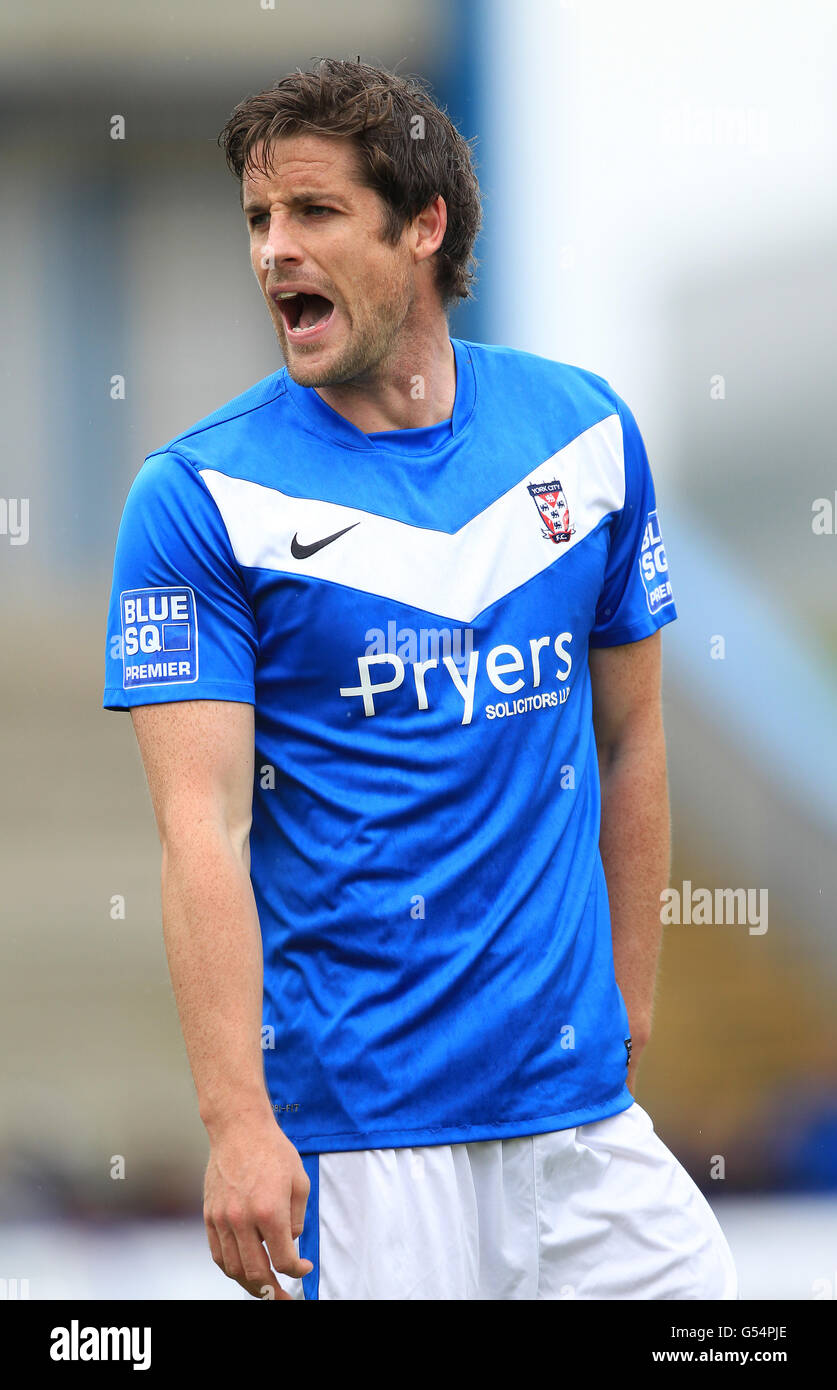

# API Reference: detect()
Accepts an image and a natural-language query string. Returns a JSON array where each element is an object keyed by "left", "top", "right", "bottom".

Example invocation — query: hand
[{"left": 203, "top": 1118, "right": 314, "bottom": 1300}]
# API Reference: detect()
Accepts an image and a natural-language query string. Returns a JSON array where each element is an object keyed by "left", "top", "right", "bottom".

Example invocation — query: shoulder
[{"left": 459, "top": 337, "right": 629, "bottom": 431}]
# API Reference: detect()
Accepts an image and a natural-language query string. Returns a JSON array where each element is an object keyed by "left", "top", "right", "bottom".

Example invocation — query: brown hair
[{"left": 217, "top": 57, "right": 482, "bottom": 307}]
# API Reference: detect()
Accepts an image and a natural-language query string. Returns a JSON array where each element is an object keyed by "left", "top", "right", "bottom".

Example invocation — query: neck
[{"left": 313, "top": 315, "right": 456, "bottom": 434}]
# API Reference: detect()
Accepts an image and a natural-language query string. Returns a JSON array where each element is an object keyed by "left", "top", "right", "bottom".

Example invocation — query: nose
[{"left": 257, "top": 210, "right": 304, "bottom": 269}]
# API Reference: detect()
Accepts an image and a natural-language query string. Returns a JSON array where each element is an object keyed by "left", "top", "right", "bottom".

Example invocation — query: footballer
[{"left": 103, "top": 58, "right": 738, "bottom": 1301}]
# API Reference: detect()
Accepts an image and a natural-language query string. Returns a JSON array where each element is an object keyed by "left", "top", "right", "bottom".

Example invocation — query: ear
[{"left": 411, "top": 194, "right": 447, "bottom": 266}]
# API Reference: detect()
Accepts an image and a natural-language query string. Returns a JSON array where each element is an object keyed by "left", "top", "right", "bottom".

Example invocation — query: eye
[
  {"left": 305, "top": 205, "right": 333, "bottom": 217},
  {"left": 248, "top": 213, "right": 268, "bottom": 228}
]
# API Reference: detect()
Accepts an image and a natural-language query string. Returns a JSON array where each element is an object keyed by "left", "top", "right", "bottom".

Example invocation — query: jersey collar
[{"left": 283, "top": 337, "right": 476, "bottom": 455}]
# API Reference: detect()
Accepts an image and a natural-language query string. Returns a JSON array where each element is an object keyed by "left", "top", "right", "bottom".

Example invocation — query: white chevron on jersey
[{"left": 198, "top": 411, "right": 625, "bottom": 624}]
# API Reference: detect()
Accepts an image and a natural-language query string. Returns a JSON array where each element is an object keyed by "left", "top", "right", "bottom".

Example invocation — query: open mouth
[{"left": 275, "top": 291, "right": 335, "bottom": 341}]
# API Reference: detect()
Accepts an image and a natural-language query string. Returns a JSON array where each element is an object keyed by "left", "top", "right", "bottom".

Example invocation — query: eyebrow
[{"left": 241, "top": 190, "right": 344, "bottom": 214}]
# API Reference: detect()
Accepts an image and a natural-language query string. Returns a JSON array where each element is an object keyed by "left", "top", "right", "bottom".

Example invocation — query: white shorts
[{"left": 277, "top": 1101, "right": 738, "bottom": 1300}]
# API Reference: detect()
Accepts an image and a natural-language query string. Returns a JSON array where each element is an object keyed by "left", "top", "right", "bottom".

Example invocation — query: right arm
[{"left": 130, "top": 698, "right": 313, "bottom": 1300}]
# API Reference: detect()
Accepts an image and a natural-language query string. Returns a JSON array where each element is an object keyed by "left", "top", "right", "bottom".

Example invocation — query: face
[{"left": 243, "top": 133, "right": 419, "bottom": 387}]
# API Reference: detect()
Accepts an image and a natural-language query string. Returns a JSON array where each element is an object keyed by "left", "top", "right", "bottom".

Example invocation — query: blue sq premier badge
[
  {"left": 638, "top": 510, "right": 675, "bottom": 615},
  {"left": 120, "top": 586, "right": 199, "bottom": 689}
]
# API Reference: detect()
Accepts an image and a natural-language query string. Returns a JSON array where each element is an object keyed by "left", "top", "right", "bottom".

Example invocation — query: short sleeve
[
  {"left": 103, "top": 449, "right": 258, "bottom": 710},
  {"left": 588, "top": 394, "right": 678, "bottom": 647}
]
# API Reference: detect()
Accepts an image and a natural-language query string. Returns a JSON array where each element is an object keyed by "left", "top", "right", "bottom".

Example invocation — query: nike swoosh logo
[{"left": 290, "top": 522, "right": 360, "bottom": 559}]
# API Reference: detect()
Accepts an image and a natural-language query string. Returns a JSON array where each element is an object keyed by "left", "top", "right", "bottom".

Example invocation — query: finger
[
  {"left": 215, "top": 1219, "right": 248, "bottom": 1285},
  {"left": 206, "top": 1217, "right": 224, "bottom": 1269},
  {"left": 260, "top": 1212, "right": 314, "bottom": 1280},
  {"left": 235, "top": 1222, "right": 284, "bottom": 1293},
  {"left": 289, "top": 1177, "right": 310, "bottom": 1243},
  {"left": 241, "top": 1270, "right": 293, "bottom": 1301},
  {"left": 207, "top": 1215, "right": 291, "bottom": 1298}
]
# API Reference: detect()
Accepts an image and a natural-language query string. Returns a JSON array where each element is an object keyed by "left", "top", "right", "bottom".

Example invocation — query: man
[{"left": 103, "top": 58, "right": 737, "bottom": 1301}]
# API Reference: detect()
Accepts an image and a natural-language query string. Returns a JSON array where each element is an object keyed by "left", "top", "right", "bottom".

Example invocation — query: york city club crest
[{"left": 527, "top": 479, "right": 575, "bottom": 544}]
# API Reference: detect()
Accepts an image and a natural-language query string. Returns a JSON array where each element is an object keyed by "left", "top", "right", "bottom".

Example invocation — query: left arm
[{"left": 589, "top": 629, "right": 671, "bottom": 1095}]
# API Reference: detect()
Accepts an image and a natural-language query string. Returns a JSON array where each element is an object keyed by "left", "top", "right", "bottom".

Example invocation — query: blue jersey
[{"left": 103, "top": 337, "right": 677, "bottom": 1153}]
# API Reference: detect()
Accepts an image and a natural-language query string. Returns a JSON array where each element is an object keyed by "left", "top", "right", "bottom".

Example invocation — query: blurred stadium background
[{"left": 1, "top": 0, "right": 835, "bottom": 1299}]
